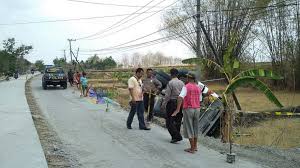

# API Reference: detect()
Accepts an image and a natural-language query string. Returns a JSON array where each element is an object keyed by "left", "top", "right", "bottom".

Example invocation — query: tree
[
  {"left": 163, "top": 0, "right": 271, "bottom": 73},
  {"left": 0, "top": 38, "right": 33, "bottom": 74},
  {"left": 102, "top": 56, "right": 117, "bottom": 69},
  {"left": 121, "top": 54, "right": 129, "bottom": 68},
  {"left": 86, "top": 54, "right": 100, "bottom": 69},
  {"left": 34, "top": 60, "right": 45, "bottom": 72},
  {"left": 0, "top": 51, "right": 15, "bottom": 74},
  {"left": 53, "top": 58, "right": 66, "bottom": 67},
  {"left": 84, "top": 55, "right": 117, "bottom": 70},
  {"left": 258, "top": 0, "right": 300, "bottom": 89}
]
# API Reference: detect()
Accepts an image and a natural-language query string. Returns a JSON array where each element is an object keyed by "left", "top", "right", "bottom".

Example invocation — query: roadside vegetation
[{"left": 0, "top": 38, "right": 33, "bottom": 75}]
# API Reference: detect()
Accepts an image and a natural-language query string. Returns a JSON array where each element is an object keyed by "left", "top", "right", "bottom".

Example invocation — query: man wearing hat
[
  {"left": 172, "top": 72, "right": 202, "bottom": 153},
  {"left": 162, "top": 68, "right": 185, "bottom": 143}
]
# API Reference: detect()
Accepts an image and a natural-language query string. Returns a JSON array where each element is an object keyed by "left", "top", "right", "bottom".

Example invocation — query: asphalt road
[{"left": 31, "top": 76, "right": 265, "bottom": 168}]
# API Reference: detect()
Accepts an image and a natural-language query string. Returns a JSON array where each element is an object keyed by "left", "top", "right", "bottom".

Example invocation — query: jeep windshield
[{"left": 45, "top": 67, "right": 64, "bottom": 74}]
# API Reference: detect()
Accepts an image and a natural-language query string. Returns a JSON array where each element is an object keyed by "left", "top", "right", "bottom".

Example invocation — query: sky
[{"left": 0, "top": 0, "right": 195, "bottom": 64}]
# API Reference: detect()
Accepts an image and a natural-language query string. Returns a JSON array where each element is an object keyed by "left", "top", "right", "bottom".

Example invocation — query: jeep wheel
[
  {"left": 62, "top": 83, "right": 67, "bottom": 89},
  {"left": 42, "top": 83, "right": 47, "bottom": 90}
]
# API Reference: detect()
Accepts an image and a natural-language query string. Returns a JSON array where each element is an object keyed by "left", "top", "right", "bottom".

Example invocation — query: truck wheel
[
  {"left": 156, "top": 70, "right": 171, "bottom": 81},
  {"left": 155, "top": 74, "right": 168, "bottom": 89}
]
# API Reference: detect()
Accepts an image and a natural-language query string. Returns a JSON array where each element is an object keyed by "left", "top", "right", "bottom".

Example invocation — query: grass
[
  {"left": 234, "top": 118, "right": 300, "bottom": 149},
  {"left": 205, "top": 82, "right": 300, "bottom": 112}
]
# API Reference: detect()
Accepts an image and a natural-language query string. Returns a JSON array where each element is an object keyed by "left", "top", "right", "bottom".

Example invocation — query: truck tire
[
  {"left": 156, "top": 70, "right": 171, "bottom": 81},
  {"left": 178, "top": 69, "right": 189, "bottom": 78},
  {"left": 155, "top": 74, "right": 168, "bottom": 89}
]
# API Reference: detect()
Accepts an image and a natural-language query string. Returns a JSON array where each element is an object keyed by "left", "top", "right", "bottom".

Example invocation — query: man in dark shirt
[
  {"left": 142, "top": 68, "right": 162, "bottom": 123},
  {"left": 162, "top": 68, "right": 185, "bottom": 143},
  {"left": 67, "top": 69, "right": 74, "bottom": 86}
]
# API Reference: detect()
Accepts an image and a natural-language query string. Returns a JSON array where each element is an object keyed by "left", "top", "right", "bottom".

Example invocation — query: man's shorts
[{"left": 82, "top": 85, "right": 88, "bottom": 92}]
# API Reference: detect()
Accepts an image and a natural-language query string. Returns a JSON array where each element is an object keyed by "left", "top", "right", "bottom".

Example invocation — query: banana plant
[
  {"left": 182, "top": 58, "right": 284, "bottom": 109},
  {"left": 182, "top": 46, "right": 284, "bottom": 145}
]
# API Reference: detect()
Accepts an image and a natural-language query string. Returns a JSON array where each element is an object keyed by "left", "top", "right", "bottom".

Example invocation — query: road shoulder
[{"left": 0, "top": 75, "right": 48, "bottom": 168}]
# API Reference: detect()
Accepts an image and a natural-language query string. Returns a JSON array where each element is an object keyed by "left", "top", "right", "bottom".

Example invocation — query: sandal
[{"left": 184, "top": 148, "right": 195, "bottom": 154}]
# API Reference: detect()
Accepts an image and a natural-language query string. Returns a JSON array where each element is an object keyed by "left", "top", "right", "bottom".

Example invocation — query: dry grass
[
  {"left": 234, "top": 118, "right": 300, "bottom": 148},
  {"left": 205, "top": 82, "right": 300, "bottom": 112},
  {"left": 236, "top": 90, "right": 300, "bottom": 112}
]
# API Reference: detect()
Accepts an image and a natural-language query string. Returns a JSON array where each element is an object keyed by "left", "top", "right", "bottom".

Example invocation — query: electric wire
[
  {"left": 79, "top": 31, "right": 195, "bottom": 55},
  {"left": 79, "top": 2, "right": 296, "bottom": 53},
  {"left": 86, "top": 0, "right": 179, "bottom": 40},
  {"left": 75, "top": 0, "right": 162, "bottom": 40},
  {"left": 0, "top": 10, "right": 168, "bottom": 26},
  {"left": 66, "top": 0, "right": 165, "bottom": 8},
  {"left": 81, "top": 16, "right": 193, "bottom": 52}
]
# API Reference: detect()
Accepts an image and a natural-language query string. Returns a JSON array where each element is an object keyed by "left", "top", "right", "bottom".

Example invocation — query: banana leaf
[
  {"left": 234, "top": 69, "right": 283, "bottom": 80},
  {"left": 224, "top": 77, "right": 283, "bottom": 108}
]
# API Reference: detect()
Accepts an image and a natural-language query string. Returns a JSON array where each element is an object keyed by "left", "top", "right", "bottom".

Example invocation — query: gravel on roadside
[{"left": 25, "top": 77, "right": 80, "bottom": 168}]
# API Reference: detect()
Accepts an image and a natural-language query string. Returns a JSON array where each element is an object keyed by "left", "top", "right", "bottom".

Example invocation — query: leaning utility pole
[
  {"left": 71, "top": 47, "right": 84, "bottom": 72},
  {"left": 68, "top": 39, "right": 76, "bottom": 63}
]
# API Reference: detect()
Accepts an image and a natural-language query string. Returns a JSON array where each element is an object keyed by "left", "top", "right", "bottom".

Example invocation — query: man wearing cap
[
  {"left": 162, "top": 68, "right": 185, "bottom": 143},
  {"left": 172, "top": 72, "right": 202, "bottom": 153}
]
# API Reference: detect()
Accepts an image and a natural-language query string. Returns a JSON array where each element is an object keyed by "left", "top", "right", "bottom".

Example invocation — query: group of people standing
[
  {"left": 126, "top": 68, "right": 209, "bottom": 154},
  {"left": 67, "top": 69, "right": 89, "bottom": 97}
]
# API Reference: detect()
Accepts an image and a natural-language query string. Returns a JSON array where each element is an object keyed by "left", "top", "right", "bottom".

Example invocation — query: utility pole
[
  {"left": 70, "top": 47, "right": 84, "bottom": 72},
  {"left": 68, "top": 39, "right": 76, "bottom": 64},
  {"left": 63, "top": 50, "right": 66, "bottom": 62}
]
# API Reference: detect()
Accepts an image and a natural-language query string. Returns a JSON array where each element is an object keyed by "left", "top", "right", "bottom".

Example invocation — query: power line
[
  {"left": 0, "top": 10, "right": 167, "bottom": 26},
  {"left": 75, "top": 0, "right": 159, "bottom": 40},
  {"left": 80, "top": 3, "right": 296, "bottom": 53},
  {"left": 81, "top": 16, "right": 193, "bottom": 52},
  {"left": 77, "top": 0, "right": 298, "bottom": 54},
  {"left": 86, "top": 0, "right": 179, "bottom": 41},
  {"left": 80, "top": 0, "right": 171, "bottom": 40},
  {"left": 66, "top": 0, "right": 165, "bottom": 8},
  {"left": 79, "top": 31, "right": 195, "bottom": 55}
]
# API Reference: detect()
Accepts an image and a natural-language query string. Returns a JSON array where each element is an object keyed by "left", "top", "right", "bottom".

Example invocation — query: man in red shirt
[{"left": 172, "top": 72, "right": 202, "bottom": 154}]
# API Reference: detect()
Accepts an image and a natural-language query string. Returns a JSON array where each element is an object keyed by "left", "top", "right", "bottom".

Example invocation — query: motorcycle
[{"left": 14, "top": 73, "right": 18, "bottom": 79}]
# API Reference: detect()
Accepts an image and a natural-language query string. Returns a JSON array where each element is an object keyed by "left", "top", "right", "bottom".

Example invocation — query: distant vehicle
[
  {"left": 42, "top": 67, "right": 67, "bottom": 90},
  {"left": 31, "top": 68, "right": 35, "bottom": 75},
  {"left": 45, "top": 65, "right": 54, "bottom": 68},
  {"left": 13, "top": 71, "right": 19, "bottom": 79}
]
